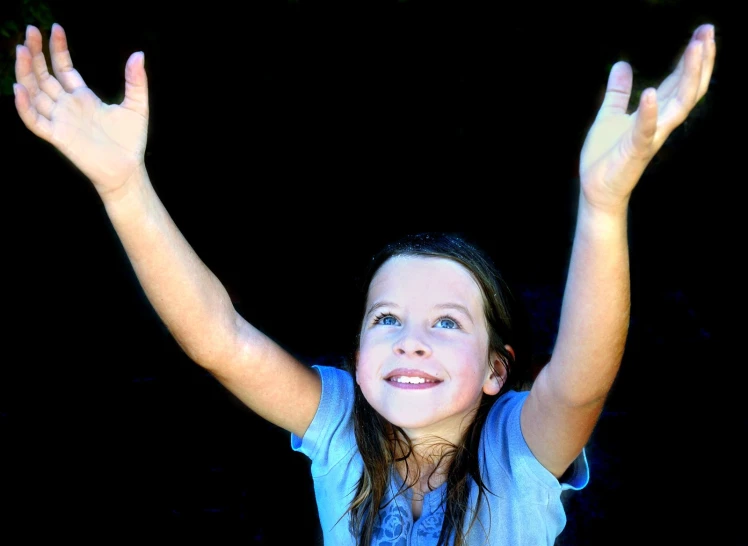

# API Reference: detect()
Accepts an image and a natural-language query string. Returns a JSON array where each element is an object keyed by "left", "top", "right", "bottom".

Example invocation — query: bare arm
[
  {"left": 521, "top": 24, "right": 716, "bottom": 478},
  {"left": 14, "top": 24, "right": 321, "bottom": 439},
  {"left": 523, "top": 199, "right": 630, "bottom": 478},
  {"left": 104, "top": 168, "right": 321, "bottom": 438}
]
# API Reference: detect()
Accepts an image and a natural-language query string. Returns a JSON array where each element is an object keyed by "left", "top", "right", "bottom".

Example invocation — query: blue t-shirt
[{"left": 291, "top": 365, "right": 589, "bottom": 545}]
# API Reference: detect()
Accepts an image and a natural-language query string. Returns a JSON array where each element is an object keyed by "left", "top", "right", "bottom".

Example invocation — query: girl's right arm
[
  {"left": 14, "top": 24, "right": 321, "bottom": 439},
  {"left": 102, "top": 167, "right": 322, "bottom": 439}
]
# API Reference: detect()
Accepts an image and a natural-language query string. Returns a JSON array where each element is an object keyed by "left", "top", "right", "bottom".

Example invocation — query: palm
[
  {"left": 14, "top": 24, "right": 149, "bottom": 194},
  {"left": 580, "top": 111, "right": 639, "bottom": 204},
  {"left": 578, "top": 24, "right": 716, "bottom": 213},
  {"left": 50, "top": 88, "right": 148, "bottom": 188}
]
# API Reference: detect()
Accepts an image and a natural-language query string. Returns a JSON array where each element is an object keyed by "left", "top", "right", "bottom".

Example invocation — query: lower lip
[{"left": 386, "top": 379, "right": 442, "bottom": 390}]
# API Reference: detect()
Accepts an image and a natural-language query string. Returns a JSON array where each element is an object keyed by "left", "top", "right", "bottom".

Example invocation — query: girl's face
[{"left": 356, "top": 256, "right": 503, "bottom": 440}]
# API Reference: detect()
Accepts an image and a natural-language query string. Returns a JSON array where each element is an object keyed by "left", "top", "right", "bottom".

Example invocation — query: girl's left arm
[{"left": 520, "top": 24, "right": 717, "bottom": 478}]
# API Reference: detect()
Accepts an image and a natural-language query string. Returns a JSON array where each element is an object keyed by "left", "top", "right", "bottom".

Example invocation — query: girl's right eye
[{"left": 373, "top": 313, "right": 400, "bottom": 327}]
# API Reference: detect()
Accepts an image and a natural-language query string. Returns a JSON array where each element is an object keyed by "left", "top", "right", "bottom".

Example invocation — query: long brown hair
[{"left": 344, "top": 232, "right": 532, "bottom": 545}]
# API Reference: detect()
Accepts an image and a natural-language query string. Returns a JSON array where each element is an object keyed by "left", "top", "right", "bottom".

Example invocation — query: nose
[{"left": 393, "top": 326, "right": 432, "bottom": 358}]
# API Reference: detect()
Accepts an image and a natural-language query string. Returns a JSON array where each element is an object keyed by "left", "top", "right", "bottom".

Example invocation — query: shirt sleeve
[
  {"left": 290, "top": 364, "right": 357, "bottom": 476},
  {"left": 483, "top": 390, "right": 590, "bottom": 497}
]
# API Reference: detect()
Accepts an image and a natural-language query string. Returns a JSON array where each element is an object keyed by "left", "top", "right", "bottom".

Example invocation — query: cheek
[
  {"left": 354, "top": 347, "right": 381, "bottom": 389},
  {"left": 450, "top": 353, "right": 493, "bottom": 394},
  {"left": 444, "top": 340, "right": 486, "bottom": 372},
  {"left": 357, "top": 335, "right": 388, "bottom": 366},
  {"left": 454, "top": 359, "right": 488, "bottom": 386}
]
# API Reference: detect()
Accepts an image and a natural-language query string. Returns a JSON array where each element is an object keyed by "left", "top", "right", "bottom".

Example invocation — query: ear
[
  {"left": 354, "top": 350, "right": 360, "bottom": 385},
  {"left": 483, "top": 344, "right": 514, "bottom": 395}
]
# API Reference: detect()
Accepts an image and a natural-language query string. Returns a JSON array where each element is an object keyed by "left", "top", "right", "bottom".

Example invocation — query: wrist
[
  {"left": 575, "top": 194, "right": 629, "bottom": 239},
  {"left": 98, "top": 162, "right": 150, "bottom": 206},
  {"left": 100, "top": 163, "right": 158, "bottom": 225}
]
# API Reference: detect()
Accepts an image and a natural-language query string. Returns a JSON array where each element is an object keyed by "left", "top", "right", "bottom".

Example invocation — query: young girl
[{"left": 12, "top": 22, "right": 716, "bottom": 545}]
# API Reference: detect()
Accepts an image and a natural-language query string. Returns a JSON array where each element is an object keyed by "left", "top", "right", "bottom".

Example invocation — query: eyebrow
[
  {"left": 365, "top": 301, "right": 475, "bottom": 323},
  {"left": 435, "top": 303, "right": 475, "bottom": 323},
  {"left": 365, "top": 301, "right": 398, "bottom": 318}
]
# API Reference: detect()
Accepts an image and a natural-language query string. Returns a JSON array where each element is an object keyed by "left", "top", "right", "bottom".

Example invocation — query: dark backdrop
[{"left": 1, "top": 1, "right": 742, "bottom": 544}]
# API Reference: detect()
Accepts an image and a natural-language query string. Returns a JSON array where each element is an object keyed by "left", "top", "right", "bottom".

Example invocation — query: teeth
[{"left": 391, "top": 376, "right": 434, "bottom": 384}]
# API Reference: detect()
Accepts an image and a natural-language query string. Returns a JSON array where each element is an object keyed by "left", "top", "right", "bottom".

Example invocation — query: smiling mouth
[
  {"left": 384, "top": 369, "right": 443, "bottom": 389},
  {"left": 388, "top": 376, "right": 439, "bottom": 384}
]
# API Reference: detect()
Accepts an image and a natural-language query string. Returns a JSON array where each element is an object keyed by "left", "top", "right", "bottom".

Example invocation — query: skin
[
  {"left": 356, "top": 255, "right": 515, "bottom": 517},
  {"left": 14, "top": 20, "right": 716, "bottom": 503},
  {"left": 356, "top": 256, "right": 507, "bottom": 444},
  {"left": 521, "top": 24, "right": 716, "bottom": 479}
]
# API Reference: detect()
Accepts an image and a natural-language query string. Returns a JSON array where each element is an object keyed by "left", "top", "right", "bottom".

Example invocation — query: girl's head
[
  {"left": 345, "top": 232, "right": 532, "bottom": 545},
  {"left": 356, "top": 253, "right": 506, "bottom": 436},
  {"left": 350, "top": 232, "right": 530, "bottom": 424}
]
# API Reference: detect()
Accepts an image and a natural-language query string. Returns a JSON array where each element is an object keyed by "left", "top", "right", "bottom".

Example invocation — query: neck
[{"left": 392, "top": 429, "right": 455, "bottom": 494}]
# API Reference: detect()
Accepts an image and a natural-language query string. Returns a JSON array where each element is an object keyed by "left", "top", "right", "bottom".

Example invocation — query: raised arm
[
  {"left": 520, "top": 24, "right": 716, "bottom": 478},
  {"left": 14, "top": 24, "right": 321, "bottom": 439}
]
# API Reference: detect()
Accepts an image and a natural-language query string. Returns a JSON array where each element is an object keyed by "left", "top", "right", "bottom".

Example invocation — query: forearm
[
  {"left": 101, "top": 166, "right": 238, "bottom": 369},
  {"left": 547, "top": 195, "right": 631, "bottom": 405}
]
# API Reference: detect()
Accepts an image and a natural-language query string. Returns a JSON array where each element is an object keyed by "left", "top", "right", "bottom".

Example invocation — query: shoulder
[
  {"left": 488, "top": 389, "right": 529, "bottom": 425},
  {"left": 482, "top": 389, "right": 589, "bottom": 491},
  {"left": 290, "top": 364, "right": 357, "bottom": 468},
  {"left": 481, "top": 389, "right": 529, "bottom": 460},
  {"left": 304, "top": 364, "right": 355, "bottom": 425},
  {"left": 314, "top": 363, "right": 355, "bottom": 391}
]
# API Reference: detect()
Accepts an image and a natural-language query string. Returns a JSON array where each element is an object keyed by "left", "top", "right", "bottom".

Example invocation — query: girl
[
  {"left": 317, "top": 231, "right": 569, "bottom": 545},
  {"left": 12, "top": 21, "right": 716, "bottom": 545}
]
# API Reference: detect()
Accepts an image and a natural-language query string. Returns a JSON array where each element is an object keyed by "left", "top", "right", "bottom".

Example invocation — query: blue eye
[
  {"left": 373, "top": 313, "right": 400, "bottom": 326},
  {"left": 436, "top": 317, "right": 460, "bottom": 329},
  {"left": 371, "top": 313, "right": 460, "bottom": 329}
]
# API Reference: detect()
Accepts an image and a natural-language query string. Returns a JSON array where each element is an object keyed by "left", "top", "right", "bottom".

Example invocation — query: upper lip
[{"left": 384, "top": 368, "right": 442, "bottom": 381}]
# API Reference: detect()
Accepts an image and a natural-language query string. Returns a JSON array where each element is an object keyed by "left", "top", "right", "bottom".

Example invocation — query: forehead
[{"left": 368, "top": 256, "right": 483, "bottom": 306}]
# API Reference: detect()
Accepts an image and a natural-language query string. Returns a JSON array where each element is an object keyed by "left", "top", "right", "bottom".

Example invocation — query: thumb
[
  {"left": 597, "top": 61, "right": 633, "bottom": 117},
  {"left": 121, "top": 51, "right": 148, "bottom": 116}
]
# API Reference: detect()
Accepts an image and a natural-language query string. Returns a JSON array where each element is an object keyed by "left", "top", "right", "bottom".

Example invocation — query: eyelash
[
  {"left": 371, "top": 312, "right": 395, "bottom": 326},
  {"left": 371, "top": 312, "right": 462, "bottom": 329}
]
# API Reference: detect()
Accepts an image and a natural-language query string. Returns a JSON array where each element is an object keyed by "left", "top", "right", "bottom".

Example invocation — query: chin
[
  {"left": 379, "top": 406, "right": 456, "bottom": 437},
  {"left": 386, "top": 415, "right": 437, "bottom": 432}
]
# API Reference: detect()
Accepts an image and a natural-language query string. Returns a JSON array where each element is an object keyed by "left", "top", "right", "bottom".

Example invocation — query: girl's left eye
[
  {"left": 373, "top": 312, "right": 400, "bottom": 327},
  {"left": 436, "top": 317, "right": 460, "bottom": 329}
]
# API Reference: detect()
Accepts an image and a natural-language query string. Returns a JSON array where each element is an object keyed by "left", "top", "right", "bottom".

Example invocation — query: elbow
[{"left": 172, "top": 307, "right": 246, "bottom": 372}]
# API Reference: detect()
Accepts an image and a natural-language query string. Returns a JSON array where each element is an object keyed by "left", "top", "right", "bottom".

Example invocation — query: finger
[
  {"left": 16, "top": 44, "right": 57, "bottom": 119},
  {"left": 25, "top": 25, "right": 65, "bottom": 101},
  {"left": 15, "top": 44, "right": 42, "bottom": 99},
  {"left": 121, "top": 51, "right": 149, "bottom": 117},
  {"left": 49, "top": 23, "right": 88, "bottom": 93},
  {"left": 659, "top": 25, "right": 715, "bottom": 102},
  {"left": 691, "top": 23, "right": 713, "bottom": 43},
  {"left": 659, "top": 39, "right": 703, "bottom": 131},
  {"left": 29, "top": 88, "right": 57, "bottom": 120},
  {"left": 13, "top": 84, "right": 54, "bottom": 143},
  {"left": 631, "top": 88, "right": 658, "bottom": 157},
  {"left": 656, "top": 49, "right": 684, "bottom": 101},
  {"left": 695, "top": 25, "right": 716, "bottom": 101},
  {"left": 676, "top": 39, "right": 704, "bottom": 108},
  {"left": 598, "top": 61, "right": 633, "bottom": 117}
]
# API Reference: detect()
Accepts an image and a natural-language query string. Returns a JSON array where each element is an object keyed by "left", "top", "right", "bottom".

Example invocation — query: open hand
[
  {"left": 579, "top": 24, "right": 716, "bottom": 214},
  {"left": 14, "top": 24, "right": 149, "bottom": 196}
]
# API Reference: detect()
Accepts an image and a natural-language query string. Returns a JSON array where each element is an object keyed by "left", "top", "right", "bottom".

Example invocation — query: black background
[{"left": 1, "top": 1, "right": 743, "bottom": 544}]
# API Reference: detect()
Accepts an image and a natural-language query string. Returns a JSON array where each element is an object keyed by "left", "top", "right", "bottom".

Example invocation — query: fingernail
[{"left": 13, "top": 84, "right": 19, "bottom": 97}]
